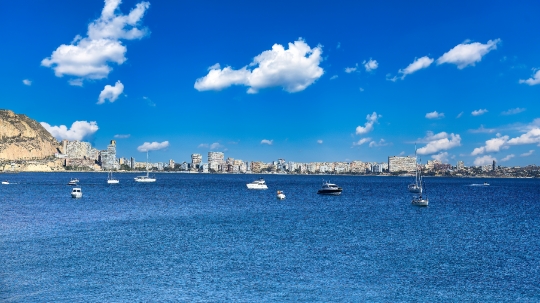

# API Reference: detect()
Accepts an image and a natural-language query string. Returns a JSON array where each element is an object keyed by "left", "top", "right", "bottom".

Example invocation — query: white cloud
[
  {"left": 261, "top": 139, "right": 273, "bottom": 145},
  {"left": 41, "top": 0, "right": 150, "bottom": 81},
  {"left": 431, "top": 152, "right": 449, "bottom": 163},
  {"left": 114, "top": 134, "right": 130, "bottom": 139},
  {"left": 417, "top": 132, "right": 461, "bottom": 155},
  {"left": 471, "top": 135, "right": 509, "bottom": 155},
  {"left": 41, "top": 121, "right": 98, "bottom": 141},
  {"left": 425, "top": 111, "right": 444, "bottom": 119},
  {"left": 501, "top": 154, "right": 515, "bottom": 162},
  {"left": 519, "top": 70, "right": 540, "bottom": 86},
  {"left": 521, "top": 150, "right": 534, "bottom": 157},
  {"left": 197, "top": 143, "right": 209, "bottom": 148},
  {"left": 501, "top": 108, "right": 526, "bottom": 115},
  {"left": 472, "top": 109, "right": 488, "bottom": 116},
  {"left": 98, "top": 80, "right": 124, "bottom": 104},
  {"left": 416, "top": 131, "right": 450, "bottom": 143},
  {"left": 456, "top": 111, "right": 463, "bottom": 118},
  {"left": 356, "top": 112, "right": 381, "bottom": 135},
  {"left": 194, "top": 39, "right": 324, "bottom": 93},
  {"left": 359, "top": 87, "right": 364, "bottom": 92},
  {"left": 345, "top": 63, "right": 358, "bottom": 73},
  {"left": 137, "top": 141, "right": 169, "bottom": 152},
  {"left": 210, "top": 142, "right": 223, "bottom": 150},
  {"left": 369, "top": 139, "right": 389, "bottom": 147},
  {"left": 437, "top": 39, "right": 500, "bottom": 69},
  {"left": 317, "top": 140, "right": 323, "bottom": 144},
  {"left": 68, "top": 79, "right": 84, "bottom": 86},
  {"left": 474, "top": 155, "right": 496, "bottom": 166},
  {"left": 353, "top": 138, "right": 371, "bottom": 146},
  {"left": 507, "top": 128, "right": 540, "bottom": 145},
  {"left": 330, "top": 75, "right": 338, "bottom": 80},
  {"left": 22, "top": 79, "right": 32, "bottom": 86},
  {"left": 469, "top": 125, "right": 497, "bottom": 134},
  {"left": 397, "top": 56, "right": 434, "bottom": 80},
  {"left": 363, "top": 59, "right": 378, "bottom": 72}
]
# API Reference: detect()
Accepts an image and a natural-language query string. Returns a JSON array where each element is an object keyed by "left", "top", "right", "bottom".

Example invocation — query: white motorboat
[
  {"left": 68, "top": 178, "right": 79, "bottom": 186},
  {"left": 277, "top": 190, "right": 286, "bottom": 200},
  {"left": 107, "top": 171, "right": 119, "bottom": 184},
  {"left": 317, "top": 181, "right": 342, "bottom": 195},
  {"left": 2, "top": 181, "right": 9, "bottom": 185},
  {"left": 246, "top": 178, "right": 268, "bottom": 189},
  {"left": 71, "top": 187, "right": 82, "bottom": 198},
  {"left": 483, "top": 182, "right": 490, "bottom": 186},
  {"left": 135, "top": 151, "right": 156, "bottom": 183}
]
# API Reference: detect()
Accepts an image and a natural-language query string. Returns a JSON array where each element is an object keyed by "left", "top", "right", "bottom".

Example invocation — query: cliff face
[{"left": 0, "top": 109, "right": 61, "bottom": 161}]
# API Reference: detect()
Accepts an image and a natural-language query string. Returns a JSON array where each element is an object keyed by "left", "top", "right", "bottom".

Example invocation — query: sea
[{"left": 1, "top": 173, "right": 539, "bottom": 302}]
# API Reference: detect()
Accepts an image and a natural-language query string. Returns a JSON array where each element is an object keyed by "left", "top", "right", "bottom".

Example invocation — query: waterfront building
[
  {"left": 208, "top": 152, "right": 224, "bottom": 172},
  {"left": 130, "top": 157, "right": 135, "bottom": 169},
  {"left": 457, "top": 160, "right": 465, "bottom": 170},
  {"left": 169, "top": 159, "right": 175, "bottom": 169},
  {"left": 191, "top": 153, "right": 202, "bottom": 169},
  {"left": 388, "top": 156, "right": 416, "bottom": 173}
]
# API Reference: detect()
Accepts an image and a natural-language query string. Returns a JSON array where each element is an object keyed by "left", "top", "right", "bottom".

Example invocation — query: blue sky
[{"left": 1, "top": 0, "right": 540, "bottom": 166}]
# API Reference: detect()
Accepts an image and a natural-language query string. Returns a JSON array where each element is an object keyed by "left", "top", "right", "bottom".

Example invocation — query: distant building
[
  {"left": 388, "top": 156, "right": 416, "bottom": 172},
  {"left": 457, "top": 160, "right": 465, "bottom": 170},
  {"left": 100, "top": 140, "right": 117, "bottom": 170},
  {"left": 169, "top": 159, "right": 175, "bottom": 169},
  {"left": 191, "top": 153, "right": 202, "bottom": 170},
  {"left": 208, "top": 152, "right": 224, "bottom": 172},
  {"left": 130, "top": 157, "right": 135, "bottom": 169},
  {"left": 492, "top": 160, "right": 496, "bottom": 171}
]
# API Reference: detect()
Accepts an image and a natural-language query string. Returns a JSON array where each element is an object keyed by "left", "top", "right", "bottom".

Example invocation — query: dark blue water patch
[{"left": 1, "top": 173, "right": 539, "bottom": 302}]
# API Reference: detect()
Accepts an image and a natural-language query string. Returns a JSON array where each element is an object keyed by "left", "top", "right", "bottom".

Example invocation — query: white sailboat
[
  {"left": 134, "top": 151, "right": 156, "bottom": 183},
  {"left": 107, "top": 171, "right": 119, "bottom": 184},
  {"left": 411, "top": 177, "right": 428, "bottom": 206},
  {"left": 408, "top": 145, "right": 422, "bottom": 193}
]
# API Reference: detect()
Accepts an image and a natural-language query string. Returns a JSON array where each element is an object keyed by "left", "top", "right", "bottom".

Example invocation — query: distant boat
[
  {"left": 412, "top": 179, "right": 428, "bottom": 206},
  {"left": 317, "top": 180, "right": 342, "bottom": 195},
  {"left": 68, "top": 178, "right": 79, "bottom": 186},
  {"left": 134, "top": 151, "right": 156, "bottom": 183},
  {"left": 107, "top": 171, "right": 119, "bottom": 184},
  {"left": 483, "top": 182, "right": 490, "bottom": 186},
  {"left": 246, "top": 178, "right": 268, "bottom": 189},
  {"left": 2, "top": 181, "right": 9, "bottom": 185},
  {"left": 71, "top": 187, "right": 82, "bottom": 198},
  {"left": 408, "top": 145, "right": 422, "bottom": 193},
  {"left": 276, "top": 190, "right": 286, "bottom": 200}
]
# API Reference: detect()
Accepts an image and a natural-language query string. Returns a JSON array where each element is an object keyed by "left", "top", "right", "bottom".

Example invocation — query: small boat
[
  {"left": 134, "top": 151, "right": 156, "bottom": 183},
  {"left": 277, "top": 190, "right": 286, "bottom": 200},
  {"left": 246, "top": 178, "right": 268, "bottom": 189},
  {"left": 408, "top": 145, "right": 422, "bottom": 193},
  {"left": 317, "top": 180, "right": 342, "bottom": 195},
  {"left": 67, "top": 178, "right": 79, "bottom": 186},
  {"left": 2, "top": 181, "right": 9, "bottom": 185},
  {"left": 107, "top": 171, "right": 119, "bottom": 184},
  {"left": 483, "top": 182, "right": 490, "bottom": 186},
  {"left": 71, "top": 187, "right": 82, "bottom": 198},
  {"left": 412, "top": 179, "right": 428, "bottom": 206}
]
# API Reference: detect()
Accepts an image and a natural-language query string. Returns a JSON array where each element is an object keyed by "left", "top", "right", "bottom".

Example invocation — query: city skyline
[{"left": 2, "top": 0, "right": 540, "bottom": 166}]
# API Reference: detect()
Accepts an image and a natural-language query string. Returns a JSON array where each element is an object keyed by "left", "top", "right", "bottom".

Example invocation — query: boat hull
[
  {"left": 246, "top": 184, "right": 268, "bottom": 189},
  {"left": 277, "top": 194, "right": 286, "bottom": 200},
  {"left": 408, "top": 185, "right": 422, "bottom": 193},
  {"left": 317, "top": 189, "right": 342, "bottom": 195},
  {"left": 134, "top": 178, "right": 156, "bottom": 183},
  {"left": 107, "top": 180, "right": 120, "bottom": 184},
  {"left": 412, "top": 198, "right": 428, "bottom": 206}
]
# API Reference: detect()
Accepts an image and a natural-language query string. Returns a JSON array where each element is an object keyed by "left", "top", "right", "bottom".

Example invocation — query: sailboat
[
  {"left": 408, "top": 145, "right": 422, "bottom": 193},
  {"left": 411, "top": 178, "right": 428, "bottom": 206},
  {"left": 134, "top": 151, "right": 156, "bottom": 183},
  {"left": 107, "top": 171, "right": 119, "bottom": 184}
]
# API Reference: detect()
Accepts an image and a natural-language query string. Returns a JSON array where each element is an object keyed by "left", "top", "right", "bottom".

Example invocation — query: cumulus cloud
[
  {"left": 317, "top": 140, "right": 323, "bottom": 144},
  {"left": 363, "top": 59, "right": 378, "bottom": 72},
  {"left": 394, "top": 56, "right": 434, "bottom": 80},
  {"left": 41, "top": 121, "right": 99, "bottom": 141},
  {"left": 41, "top": 0, "right": 150, "bottom": 81},
  {"left": 68, "top": 79, "right": 84, "bottom": 87},
  {"left": 345, "top": 63, "right": 359, "bottom": 73},
  {"left": 469, "top": 125, "right": 496, "bottom": 134},
  {"left": 137, "top": 141, "right": 169, "bottom": 152},
  {"left": 114, "top": 134, "right": 130, "bottom": 139},
  {"left": 501, "top": 154, "right": 515, "bottom": 162},
  {"left": 501, "top": 108, "right": 526, "bottom": 115},
  {"left": 472, "top": 109, "right": 488, "bottom": 116},
  {"left": 521, "top": 150, "right": 534, "bottom": 157},
  {"left": 437, "top": 39, "right": 500, "bottom": 69},
  {"left": 431, "top": 152, "right": 449, "bottom": 163},
  {"left": 519, "top": 70, "right": 540, "bottom": 86},
  {"left": 330, "top": 75, "right": 338, "bottom": 80},
  {"left": 356, "top": 112, "right": 381, "bottom": 135},
  {"left": 425, "top": 111, "right": 444, "bottom": 119},
  {"left": 471, "top": 135, "right": 509, "bottom": 155},
  {"left": 194, "top": 39, "right": 324, "bottom": 94},
  {"left": 98, "top": 80, "right": 124, "bottom": 104},
  {"left": 261, "top": 139, "right": 273, "bottom": 145},
  {"left": 369, "top": 139, "right": 389, "bottom": 147},
  {"left": 507, "top": 128, "right": 540, "bottom": 145},
  {"left": 353, "top": 138, "right": 371, "bottom": 146},
  {"left": 198, "top": 142, "right": 223, "bottom": 150},
  {"left": 474, "top": 155, "right": 496, "bottom": 166},
  {"left": 417, "top": 132, "right": 461, "bottom": 155},
  {"left": 22, "top": 79, "right": 32, "bottom": 86}
]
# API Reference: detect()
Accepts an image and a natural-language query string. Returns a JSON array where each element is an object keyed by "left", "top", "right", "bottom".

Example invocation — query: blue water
[{"left": 1, "top": 173, "right": 539, "bottom": 302}]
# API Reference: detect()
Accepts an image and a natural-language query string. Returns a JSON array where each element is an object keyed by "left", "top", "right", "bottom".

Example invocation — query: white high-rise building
[{"left": 208, "top": 152, "right": 224, "bottom": 172}]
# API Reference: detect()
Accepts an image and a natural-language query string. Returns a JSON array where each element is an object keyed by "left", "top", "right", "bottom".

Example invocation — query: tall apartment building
[
  {"left": 208, "top": 152, "right": 224, "bottom": 172},
  {"left": 100, "top": 140, "right": 117, "bottom": 170},
  {"left": 169, "top": 159, "right": 175, "bottom": 169},
  {"left": 388, "top": 156, "right": 416, "bottom": 172},
  {"left": 191, "top": 153, "right": 202, "bottom": 169},
  {"left": 456, "top": 160, "right": 464, "bottom": 170}
]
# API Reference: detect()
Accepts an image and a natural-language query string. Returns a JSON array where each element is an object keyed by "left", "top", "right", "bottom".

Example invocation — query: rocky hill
[{"left": 0, "top": 109, "right": 61, "bottom": 163}]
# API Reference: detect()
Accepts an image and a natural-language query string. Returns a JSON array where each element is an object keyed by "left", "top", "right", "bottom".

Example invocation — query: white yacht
[
  {"left": 107, "top": 171, "right": 119, "bottom": 184},
  {"left": 276, "top": 190, "right": 286, "bottom": 200},
  {"left": 71, "top": 187, "right": 82, "bottom": 198},
  {"left": 135, "top": 151, "right": 156, "bottom": 183},
  {"left": 2, "top": 180, "right": 9, "bottom": 185},
  {"left": 317, "top": 181, "right": 343, "bottom": 195},
  {"left": 246, "top": 178, "right": 268, "bottom": 189},
  {"left": 68, "top": 178, "right": 79, "bottom": 186}
]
